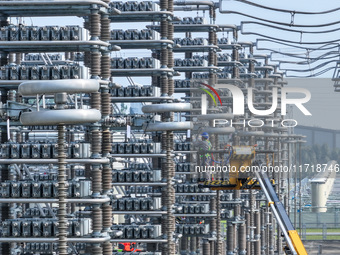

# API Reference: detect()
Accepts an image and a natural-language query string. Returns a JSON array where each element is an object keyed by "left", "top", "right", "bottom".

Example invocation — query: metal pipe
[
  {"left": 0, "top": 236, "right": 110, "bottom": 243},
  {"left": 110, "top": 239, "right": 167, "bottom": 243},
  {"left": 0, "top": 0, "right": 109, "bottom": 7},
  {"left": 174, "top": 0, "right": 215, "bottom": 7},
  {"left": 144, "top": 122, "right": 192, "bottom": 131},
  {"left": 0, "top": 197, "right": 111, "bottom": 203},
  {"left": 174, "top": 6, "right": 210, "bottom": 11},
  {"left": 110, "top": 153, "right": 167, "bottom": 158},
  {"left": 112, "top": 182, "right": 167, "bottom": 186},
  {"left": 19, "top": 79, "right": 100, "bottom": 95},
  {"left": 197, "top": 113, "right": 234, "bottom": 120},
  {"left": 201, "top": 127, "right": 235, "bottom": 134},
  {"left": 112, "top": 211, "right": 167, "bottom": 215},
  {"left": 142, "top": 103, "right": 191, "bottom": 113},
  {"left": 109, "top": 96, "right": 173, "bottom": 102},
  {"left": 237, "top": 131, "right": 265, "bottom": 137},
  {"left": 20, "top": 109, "right": 101, "bottom": 126},
  {"left": 218, "top": 24, "right": 238, "bottom": 30},
  {"left": 0, "top": 158, "right": 109, "bottom": 164},
  {"left": 0, "top": 40, "right": 111, "bottom": 47}
]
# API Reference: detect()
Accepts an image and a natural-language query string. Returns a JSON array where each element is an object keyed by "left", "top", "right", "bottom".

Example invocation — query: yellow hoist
[{"left": 199, "top": 146, "right": 308, "bottom": 255}]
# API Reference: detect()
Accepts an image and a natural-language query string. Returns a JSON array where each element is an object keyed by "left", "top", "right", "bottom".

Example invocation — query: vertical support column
[
  {"left": 248, "top": 45, "right": 255, "bottom": 147},
  {"left": 232, "top": 47, "right": 239, "bottom": 79},
  {"left": 90, "top": 126, "right": 103, "bottom": 246},
  {"left": 0, "top": 48, "right": 8, "bottom": 114},
  {"left": 249, "top": 191, "right": 255, "bottom": 254},
  {"left": 287, "top": 141, "right": 291, "bottom": 216},
  {"left": 166, "top": 130, "right": 175, "bottom": 255},
  {"left": 234, "top": 189, "right": 241, "bottom": 218},
  {"left": 88, "top": 5, "right": 104, "bottom": 254},
  {"left": 190, "top": 237, "right": 197, "bottom": 254},
  {"left": 57, "top": 125, "right": 68, "bottom": 255},
  {"left": 209, "top": 197, "right": 217, "bottom": 255},
  {"left": 203, "top": 240, "right": 211, "bottom": 255},
  {"left": 275, "top": 138, "right": 282, "bottom": 255},
  {"left": 100, "top": 3, "right": 112, "bottom": 253},
  {"left": 222, "top": 239, "right": 226, "bottom": 255},
  {"left": 234, "top": 223, "right": 237, "bottom": 254},
  {"left": 159, "top": 0, "right": 176, "bottom": 254},
  {"left": 254, "top": 210, "right": 261, "bottom": 255},
  {"left": 15, "top": 53, "right": 21, "bottom": 65},
  {"left": 298, "top": 141, "right": 302, "bottom": 236},
  {"left": 268, "top": 212, "right": 275, "bottom": 255},
  {"left": 161, "top": 132, "right": 168, "bottom": 255},
  {"left": 245, "top": 212, "right": 251, "bottom": 255},
  {"left": 0, "top": 164, "right": 10, "bottom": 255},
  {"left": 227, "top": 221, "right": 234, "bottom": 255},
  {"left": 216, "top": 190, "right": 222, "bottom": 255},
  {"left": 8, "top": 53, "right": 14, "bottom": 64},
  {"left": 181, "top": 236, "right": 189, "bottom": 254},
  {"left": 167, "top": 0, "right": 174, "bottom": 97},
  {"left": 208, "top": 26, "right": 217, "bottom": 86},
  {"left": 294, "top": 141, "right": 297, "bottom": 229},
  {"left": 260, "top": 207, "right": 266, "bottom": 255},
  {"left": 238, "top": 223, "right": 246, "bottom": 255}
]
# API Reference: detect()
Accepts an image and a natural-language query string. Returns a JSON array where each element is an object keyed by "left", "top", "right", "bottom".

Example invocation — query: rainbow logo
[{"left": 199, "top": 82, "right": 223, "bottom": 107}]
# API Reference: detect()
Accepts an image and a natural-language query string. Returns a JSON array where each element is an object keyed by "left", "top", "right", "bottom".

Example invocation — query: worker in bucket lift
[{"left": 194, "top": 132, "right": 213, "bottom": 166}]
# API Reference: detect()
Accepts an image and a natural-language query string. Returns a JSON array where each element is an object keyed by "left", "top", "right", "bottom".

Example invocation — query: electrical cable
[
  {"left": 257, "top": 39, "right": 340, "bottom": 51},
  {"left": 276, "top": 58, "right": 339, "bottom": 66},
  {"left": 286, "top": 66, "right": 336, "bottom": 77},
  {"left": 271, "top": 51, "right": 340, "bottom": 62},
  {"left": 232, "top": 0, "right": 340, "bottom": 15},
  {"left": 285, "top": 65, "right": 337, "bottom": 77},
  {"left": 243, "top": 31, "right": 340, "bottom": 45},
  {"left": 220, "top": 9, "right": 340, "bottom": 28},
  {"left": 242, "top": 21, "right": 340, "bottom": 34},
  {"left": 280, "top": 60, "right": 338, "bottom": 72}
]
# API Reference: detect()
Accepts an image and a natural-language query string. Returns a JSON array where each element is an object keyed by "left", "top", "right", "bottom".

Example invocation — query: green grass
[
  {"left": 325, "top": 229, "right": 340, "bottom": 233},
  {"left": 221, "top": 224, "right": 340, "bottom": 240},
  {"left": 297, "top": 228, "right": 340, "bottom": 233},
  {"left": 305, "top": 235, "right": 340, "bottom": 240}
]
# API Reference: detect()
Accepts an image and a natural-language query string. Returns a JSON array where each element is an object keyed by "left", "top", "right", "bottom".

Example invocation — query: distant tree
[
  {"left": 313, "top": 144, "right": 321, "bottom": 162},
  {"left": 321, "top": 144, "right": 330, "bottom": 162},
  {"left": 331, "top": 149, "right": 339, "bottom": 161},
  {"left": 298, "top": 144, "right": 340, "bottom": 178}
]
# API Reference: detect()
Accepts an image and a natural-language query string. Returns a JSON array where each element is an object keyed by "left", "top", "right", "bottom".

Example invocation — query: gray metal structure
[{"left": 0, "top": 1, "right": 309, "bottom": 255}]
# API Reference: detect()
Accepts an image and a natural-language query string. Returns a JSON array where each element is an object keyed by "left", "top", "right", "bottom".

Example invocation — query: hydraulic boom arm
[{"left": 255, "top": 166, "right": 308, "bottom": 255}]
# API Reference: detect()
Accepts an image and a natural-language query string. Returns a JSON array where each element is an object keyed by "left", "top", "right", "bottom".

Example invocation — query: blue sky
[{"left": 22, "top": 0, "right": 339, "bottom": 78}]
